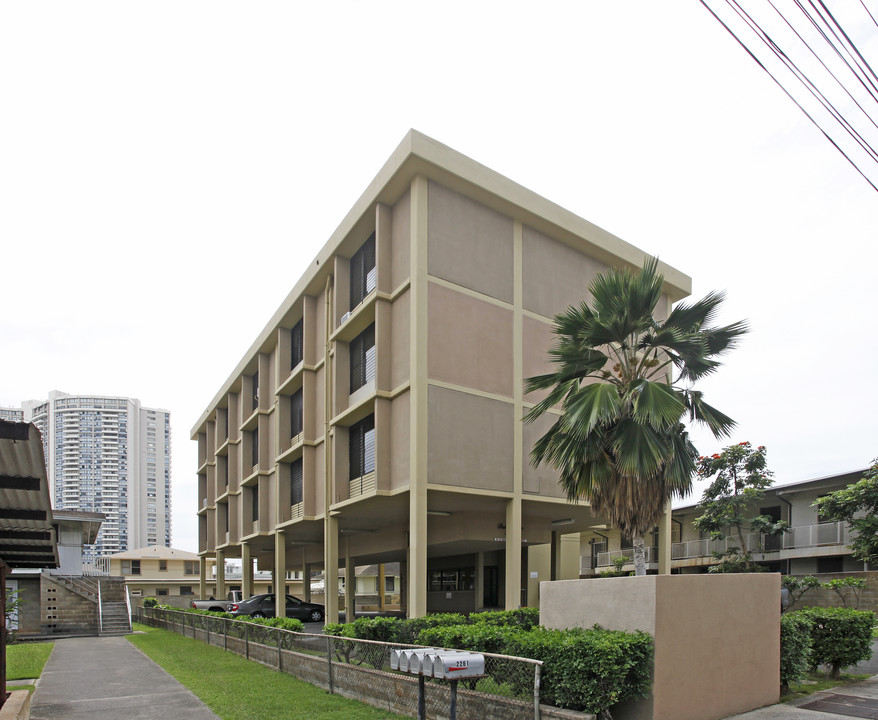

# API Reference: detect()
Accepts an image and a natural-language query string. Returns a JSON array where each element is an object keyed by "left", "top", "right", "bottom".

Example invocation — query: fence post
[
  {"left": 245, "top": 622, "right": 250, "bottom": 660},
  {"left": 533, "top": 662, "right": 541, "bottom": 720},
  {"left": 224, "top": 619, "right": 228, "bottom": 651},
  {"left": 327, "top": 635, "right": 333, "bottom": 695},
  {"left": 277, "top": 629, "right": 282, "bottom": 672}
]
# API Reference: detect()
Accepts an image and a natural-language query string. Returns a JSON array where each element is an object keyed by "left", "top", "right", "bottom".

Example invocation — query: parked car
[
  {"left": 191, "top": 591, "right": 244, "bottom": 612},
  {"left": 227, "top": 593, "right": 325, "bottom": 622}
]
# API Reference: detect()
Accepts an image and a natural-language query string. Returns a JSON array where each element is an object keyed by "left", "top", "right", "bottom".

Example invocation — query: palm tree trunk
[{"left": 632, "top": 534, "right": 646, "bottom": 576}]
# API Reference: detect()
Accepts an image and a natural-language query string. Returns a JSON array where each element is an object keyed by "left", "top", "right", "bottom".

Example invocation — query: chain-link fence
[{"left": 138, "top": 607, "right": 544, "bottom": 720}]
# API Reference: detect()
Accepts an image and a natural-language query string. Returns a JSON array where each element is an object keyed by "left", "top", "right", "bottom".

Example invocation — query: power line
[{"left": 701, "top": 0, "right": 878, "bottom": 191}]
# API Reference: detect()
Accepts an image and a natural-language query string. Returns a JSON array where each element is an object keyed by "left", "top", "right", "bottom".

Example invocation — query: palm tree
[{"left": 525, "top": 258, "right": 747, "bottom": 576}]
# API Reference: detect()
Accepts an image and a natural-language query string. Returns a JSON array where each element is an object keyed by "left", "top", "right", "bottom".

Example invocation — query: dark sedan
[{"left": 227, "top": 593, "right": 324, "bottom": 622}]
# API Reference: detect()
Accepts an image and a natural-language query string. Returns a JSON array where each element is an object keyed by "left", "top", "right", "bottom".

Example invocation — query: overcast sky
[{"left": 2, "top": 2, "right": 876, "bottom": 554}]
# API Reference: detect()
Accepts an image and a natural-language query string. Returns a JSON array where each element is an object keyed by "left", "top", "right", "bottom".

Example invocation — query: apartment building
[
  {"left": 7, "top": 391, "right": 172, "bottom": 558},
  {"left": 192, "top": 130, "right": 691, "bottom": 620},
  {"left": 580, "top": 469, "right": 868, "bottom": 576}
]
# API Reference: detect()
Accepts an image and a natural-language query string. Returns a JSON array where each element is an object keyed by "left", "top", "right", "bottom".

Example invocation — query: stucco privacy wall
[{"left": 540, "top": 574, "right": 780, "bottom": 720}]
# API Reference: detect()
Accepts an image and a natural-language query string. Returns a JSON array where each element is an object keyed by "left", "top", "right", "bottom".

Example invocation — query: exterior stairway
[{"left": 99, "top": 578, "right": 131, "bottom": 635}]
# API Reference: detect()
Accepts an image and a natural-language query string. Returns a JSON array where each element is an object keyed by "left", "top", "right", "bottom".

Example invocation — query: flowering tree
[{"left": 693, "top": 441, "right": 788, "bottom": 573}]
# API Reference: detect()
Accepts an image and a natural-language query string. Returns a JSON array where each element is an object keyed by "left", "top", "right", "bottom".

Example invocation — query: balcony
[
  {"left": 595, "top": 546, "right": 659, "bottom": 568},
  {"left": 670, "top": 521, "right": 850, "bottom": 561}
]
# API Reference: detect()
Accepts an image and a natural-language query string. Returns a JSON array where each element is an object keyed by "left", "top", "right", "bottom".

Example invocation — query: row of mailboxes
[{"left": 390, "top": 647, "right": 486, "bottom": 679}]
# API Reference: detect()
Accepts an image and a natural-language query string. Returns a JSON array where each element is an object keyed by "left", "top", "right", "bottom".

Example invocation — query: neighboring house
[
  {"left": 579, "top": 470, "right": 869, "bottom": 576},
  {"left": 191, "top": 130, "right": 691, "bottom": 619},
  {"left": 109, "top": 546, "right": 202, "bottom": 601},
  {"left": 6, "top": 391, "right": 172, "bottom": 557}
]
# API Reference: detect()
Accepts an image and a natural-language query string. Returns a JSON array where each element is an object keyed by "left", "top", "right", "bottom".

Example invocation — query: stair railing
[
  {"left": 97, "top": 579, "right": 103, "bottom": 634},
  {"left": 124, "top": 584, "right": 132, "bottom": 631}
]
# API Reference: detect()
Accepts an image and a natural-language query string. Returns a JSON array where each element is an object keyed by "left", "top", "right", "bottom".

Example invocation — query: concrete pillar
[
  {"left": 658, "top": 501, "right": 672, "bottom": 574},
  {"left": 505, "top": 498, "right": 522, "bottom": 609},
  {"left": 324, "top": 515, "right": 339, "bottom": 623},
  {"left": 474, "top": 552, "right": 484, "bottom": 611},
  {"left": 275, "top": 531, "right": 286, "bottom": 616},
  {"left": 303, "top": 552, "right": 311, "bottom": 602},
  {"left": 241, "top": 543, "right": 252, "bottom": 599},
  {"left": 216, "top": 550, "right": 226, "bottom": 599},
  {"left": 551, "top": 531, "right": 562, "bottom": 581},
  {"left": 199, "top": 556, "right": 207, "bottom": 599},
  {"left": 345, "top": 538, "right": 355, "bottom": 620},
  {"left": 378, "top": 563, "right": 386, "bottom": 612}
]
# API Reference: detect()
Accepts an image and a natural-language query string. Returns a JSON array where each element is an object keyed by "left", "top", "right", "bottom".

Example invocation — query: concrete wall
[{"left": 541, "top": 574, "right": 780, "bottom": 720}]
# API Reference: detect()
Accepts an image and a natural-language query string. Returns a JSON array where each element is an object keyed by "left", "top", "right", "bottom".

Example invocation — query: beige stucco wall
[{"left": 541, "top": 574, "right": 780, "bottom": 720}]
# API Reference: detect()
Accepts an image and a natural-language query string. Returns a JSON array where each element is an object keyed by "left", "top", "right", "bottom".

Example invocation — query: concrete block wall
[
  {"left": 41, "top": 575, "right": 98, "bottom": 635},
  {"left": 790, "top": 571, "right": 878, "bottom": 614}
]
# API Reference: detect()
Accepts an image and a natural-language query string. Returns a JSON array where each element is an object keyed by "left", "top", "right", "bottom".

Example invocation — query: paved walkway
[{"left": 30, "top": 635, "right": 220, "bottom": 720}]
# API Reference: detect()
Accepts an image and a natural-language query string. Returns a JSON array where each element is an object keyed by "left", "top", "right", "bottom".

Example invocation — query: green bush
[
  {"left": 780, "top": 612, "right": 812, "bottom": 691},
  {"left": 142, "top": 596, "right": 158, "bottom": 608},
  {"left": 416, "top": 622, "right": 516, "bottom": 654},
  {"left": 244, "top": 615, "right": 305, "bottom": 632},
  {"left": 469, "top": 607, "right": 540, "bottom": 630},
  {"left": 797, "top": 607, "right": 875, "bottom": 678},
  {"left": 508, "top": 626, "right": 652, "bottom": 714}
]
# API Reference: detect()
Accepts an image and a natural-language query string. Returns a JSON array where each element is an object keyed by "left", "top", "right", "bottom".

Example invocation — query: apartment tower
[
  {"left": 7, "top": 391, "right": 172, "bottom": 558},
  {"left": 193, "top": 131, "right": 691, "bottom": 619}
]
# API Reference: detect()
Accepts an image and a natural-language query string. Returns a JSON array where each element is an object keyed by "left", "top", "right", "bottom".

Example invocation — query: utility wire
[
  {"left": 700, "top": 0, "right": 878, "bottom": 192},
  {"left": 701, "top": 0, "right": 878, "bottom": 192}
]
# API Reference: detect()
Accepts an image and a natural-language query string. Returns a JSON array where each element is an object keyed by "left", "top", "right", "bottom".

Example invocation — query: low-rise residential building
[{"left": 109, "top": 546, "right": 202, "bottom": 600}]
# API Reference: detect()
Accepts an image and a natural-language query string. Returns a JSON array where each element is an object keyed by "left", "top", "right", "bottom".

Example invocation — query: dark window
[
  {"left": 429, "top": 567, "right": 475, "bottom": 592},
  {"left": 156, "top": 588, "right": 168, "bottom": 596},
  {"left": 291, "top": 319, "right": 304, "bottom": 369},
  {"left": 350, "top": 324, "right": 376, "bottom": 393},
  {"left": 291, "top": 458, "right": 303, "bottom": 505},
  {"left": 349, "top": 415, "right": 376, "bottom": 480},
  {"left": 816, "top": 495, "right": 832, "bottom": 523},
  {"left": 159, "top": 560, "right": 167, "bottom": 572},
  {"left": 349, "top": 233, "right": 376, "bottom": 309},
  {"left": 252, "top": 485, "right": 259, "bottom": 523},
  {"left": 291, "top": 390, "right": 304, "bottom": 438},
  {"left": 251, "top": 371, "right": 259, "bottom": 412},
  {"left": 251, "top": 428, "right": 259, "bottom": 469},
  {"left": 817, "top": 556, "right": 844, "bottom": 573},
  {"left": 179, "top": 586, "right": 194, "bottom": 596}
]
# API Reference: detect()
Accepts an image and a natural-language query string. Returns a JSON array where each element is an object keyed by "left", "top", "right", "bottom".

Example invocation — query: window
[
  {"left": 349, "top": 233, "right": 376, "bottom": 309},
  {"left": 291, "top": 458, "right": 303, "bottom": 505},
  {"left": 349, "top": 324, "right": 376, "bottom": 393},
  {"left": 184, "top": 561, "right": 198, "bottom": 575},
  {"left": 291, "top": 319, "right": 303, "bottom": 370},
  {"left": 817, "top": 556, "right": 844, "bottom": 573},
  {"left": 385, "top": 575, "right": 395, "bottom": 593},
  {"left": 251, "top": 370, "right": 259, "bottom": 412},
  {"left": 349, "top": 415, "right": 376, "bottom": 480},
  {"left": 159, "top": 560, "right": 167, "bottom": 572},
  {"left": 156, "top": 588, "right": 168, "bottom": 596},
  {"left": 179, "top": 586, "right": 194, "bottom": 596},
  {"left": 251, "top": 428, "right": 259, "bottom": 469},
  {"left": 122, "top": 560, "right": 141, "bottom": 575},
  {"left": 291, "top": 389, "right": 304, "bottom": 438},
  {"left": 429, "top": 567, "right": 475, "bottom": 592},
  {"left": 252, "top": 484, "right": 259, "bottom": 523}
]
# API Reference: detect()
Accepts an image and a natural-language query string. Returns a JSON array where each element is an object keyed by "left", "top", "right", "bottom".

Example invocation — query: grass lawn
[
  {"left": 5, "top": 642, "right": 54, "bottom": 681},
  {"left": 127, "top": 624, "right": 406, "bottom": 720},
  {"left": 782, "top": 671, "right": 871, "bottom": 703}
]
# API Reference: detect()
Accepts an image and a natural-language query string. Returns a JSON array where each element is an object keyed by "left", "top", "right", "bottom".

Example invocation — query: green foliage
[
  {"left": 5, "top": 588, "right": 25, "bottom": 642},
  {"left": 245, "top": 615, "right": 305, "bottom": 632},
  {"left": 525, "top": 258, "right": 746, "bottom": 575},
  {"left": 694, "top": 441, "right": 788, "bottom": 573},
  {"left": 469, "top": 607, "right": 541, "bottom": 630},
  {"left": 813, "top": 461, "right": 878, "bottom": 565},
  {"left": 822, "top": 577, "right": 868, "bottom": 609},
  {"left": 5, "top": 641, "right": 54, "bottom": 680},
  {"left": 598, "top": 556, "right": 634, "bottom": 578},
  {"left": 781, "top": 575, "right": 820, "bottom": 613},
  {"left": 780, "top": 613, "right": 812, "bottom": 691},
  {"left": 416, "top": 622, "right": 516, "bottom": 654},
  {"left": 795, "top": 607, "right": 875, "bottom": 679},
  {"left": 141, "top": 596, "right": 159, "bottom": 608}
]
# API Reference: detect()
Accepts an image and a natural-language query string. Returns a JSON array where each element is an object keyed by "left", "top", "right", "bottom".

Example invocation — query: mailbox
[
  {"left": 391, "top": 647, "right": 443, "bottom": 673},
  {"left": 427, "top": 652, "right": 485, "bottom": 679}
]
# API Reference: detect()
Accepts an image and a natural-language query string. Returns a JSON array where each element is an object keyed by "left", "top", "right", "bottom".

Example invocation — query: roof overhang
[{"left": 0, "top": 420, "right": 58, "bottom": 570}]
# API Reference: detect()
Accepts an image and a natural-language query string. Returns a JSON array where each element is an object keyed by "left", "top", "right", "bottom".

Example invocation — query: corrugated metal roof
[{"left": 0, "top": 420, "right": 57, "bottom": 569}]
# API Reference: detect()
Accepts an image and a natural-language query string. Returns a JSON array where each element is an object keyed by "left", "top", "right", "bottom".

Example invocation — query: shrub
[
  {"left": 142, "top": 596, "right": 158, "bottom": 608},
  {"left": 780, "top": 612, "right": 812, "bottom": 692},
  {"left": 797, "top": 607, "right": 875, "bottom": 679},
  {"left": 416, "top": 622, "right": 517, "bottom": 654},
  {"left": 245, "top": 615, "right": 305, "bottom": 632},
  {"left": 469, "top": 607, "right": 540, "bottom": 630},
  {"left": 508, "top": 626, "right": 653, "bottom": 714},
  {"left": 348, "top": 615, "right": 404, "bottom": 642}
]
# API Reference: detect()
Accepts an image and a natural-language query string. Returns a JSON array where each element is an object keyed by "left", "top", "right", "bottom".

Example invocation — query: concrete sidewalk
[{"left": 30, "top": 635, "right": 220, "bottom": 720}]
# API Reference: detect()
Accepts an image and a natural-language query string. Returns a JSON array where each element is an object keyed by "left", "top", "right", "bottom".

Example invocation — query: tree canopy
[
  {"left": 525, "top": 258, "right": 747, "bottom": 575},
  {"left": 813, "top": 460, "right": 878, "bottom": 566}
]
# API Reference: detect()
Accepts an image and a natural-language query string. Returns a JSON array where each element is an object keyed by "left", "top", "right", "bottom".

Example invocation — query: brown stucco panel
[
  {"left": 427, "top": 282, "right": 513, "bottom": 397},
  {"left": 427, "top": 385, "right": 514, "bottom": 492},
  {"left": 427, "top": 180, "right": 514, "bottom": 304},
  {"left": 391, "top": 187, "right": 411, "bottom": 290}
]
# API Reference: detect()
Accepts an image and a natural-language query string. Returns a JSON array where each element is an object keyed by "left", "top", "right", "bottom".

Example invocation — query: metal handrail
[
  {"left": 124, "top": 584, "right": 132, "bottom": 631},
  {"left": 97, "top": 579, "right": 103, "bottom": 634}
]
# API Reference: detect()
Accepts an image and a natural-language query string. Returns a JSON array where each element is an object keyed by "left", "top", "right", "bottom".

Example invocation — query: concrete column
[
  {"left": 505, "top": 498, "right": 522, "bottom": 609},
  {"left": 216, "top": 550, "right": 226, "bottom": 599},
  {"left": 199, "top": 556, "right": 207, "bottom": 599},
  {"left": 345, "top": 537, "right": 355, "bottom": 620},
  {"left": 551, "top": 531, "right": 562, "bottom": 582},
  {"left": 324, "top": 514, "right": 339, "bottom": 622},
  {"left": 658, "top": 501, "right": 672, "bottom": 574},
  {"left": 408, "top": 175, "right": 429, "bottom": 618},
  {"left": 303, "top": 552, "right": 311, "bottom": 602},
  {"left": 241, "top": 543, "right": 252, "bottom": 598},
  {"left": 275, "top": 531, "right": 286, "bottom": 616},
  {"left": 378, "top": 563, "right": 386, "bottom": 612},
  {"left": 474, "top": 552, "right": 484, "bottom": 611}
]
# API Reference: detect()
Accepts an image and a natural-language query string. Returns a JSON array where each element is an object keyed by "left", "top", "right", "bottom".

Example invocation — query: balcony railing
[
  {"left": 82, "top": 557, "right": 111, "bottom": 576},
  {"left": 596, "top": 546, "right": 658, "bottom": 567},
  {"left": 670, "top": 521, "right": 850, "bottom": 561}
]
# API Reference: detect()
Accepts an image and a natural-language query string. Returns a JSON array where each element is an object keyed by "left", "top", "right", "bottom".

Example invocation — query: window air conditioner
[{"left": 340, "top": 311, "right": 351, "bottom": 324}]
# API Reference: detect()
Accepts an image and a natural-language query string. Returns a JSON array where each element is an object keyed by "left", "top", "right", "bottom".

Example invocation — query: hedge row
[
  {"left": 781, "top": 606, "right": 875, "bottom": 687},
  {"left": 148, "top": 602, "right": 305, "bottom": 633},
  {"left": 324, "top": 610, "right": 652, "bottom": 715}
]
